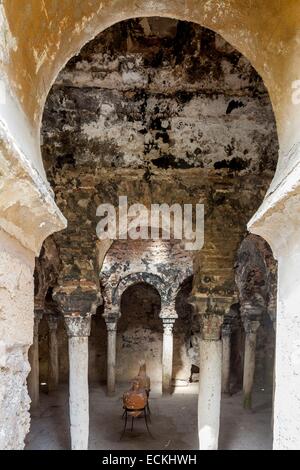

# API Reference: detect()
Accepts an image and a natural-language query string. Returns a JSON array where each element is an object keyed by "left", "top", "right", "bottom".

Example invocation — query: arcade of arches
[{"left": 0, "top": 1, "right": 300, "bottom": 451}]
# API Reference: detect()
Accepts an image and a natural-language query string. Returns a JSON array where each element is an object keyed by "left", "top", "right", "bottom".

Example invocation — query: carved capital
[
  {"left": 189, "top": 293, "right": 233, "bottom": 317},
  {"left": 222, "top": 323, "right": 232, "bottom": 338},
  {"left": 47, "top": 315, "right": 59, "bottom": 332},
  {"left": 64, "top": 315, "right": 91, "bottom": 338},
  {"left": 103, "top": 304, "right": 120, "bottom": 325},
  {"left": 162, "top": 318, "right": 175, "bottom": 335},
  {"left": 243, "top": 319, "right": 260, "bottom": 335},
  {"left": 201, "top": 314, "right": 224, "bottom": 341},
  {"left": 105, "top": 321, "right": 117, "bottom": 334},
  {"left": 222, "top": 305, "right": 238, "bottom": 337},
  {"left": 240, "top": 301, "right": 265, "bottom": 323}
]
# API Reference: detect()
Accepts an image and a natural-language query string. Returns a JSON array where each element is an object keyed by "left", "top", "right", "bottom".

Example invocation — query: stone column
[
  {"left": 162, "top": 319, "right": 175, "bottom": 395},
  {"left": 222, "top": 323, "right": 232, "bottom": 394},
  {"left": 47, "top": 315, "right": 59, "bottom": 392},
  {"left": 65, "top": 315, "right": 91, "bottom": 450},
  {"left": 242, "top": 319, "right": 260, "bottom": 409},
  {"left": 105, "top": 320, "right": 117, "bottom": 396},
  {"left": 198, "top": 313, "right": 224, "bottom": 450},
  {"left": 27, "top": 310, "right": 43, "bottom": 409}
]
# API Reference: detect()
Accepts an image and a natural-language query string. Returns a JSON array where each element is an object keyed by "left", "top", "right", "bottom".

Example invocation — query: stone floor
[{"left": 25, "top": 383, "right": 273, "bottom": 450}]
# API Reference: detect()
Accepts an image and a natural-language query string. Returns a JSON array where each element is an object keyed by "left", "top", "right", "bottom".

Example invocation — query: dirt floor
[{"left": 25, "top": 383, "right": 273, "bottom": 450}]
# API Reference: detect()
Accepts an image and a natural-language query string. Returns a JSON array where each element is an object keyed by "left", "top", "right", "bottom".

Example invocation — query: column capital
[
  {"left": 64, "top": 315, "right": 92, "bottom": 338},
  {"left": 243, "top": 319, "right": 260, "bottom": 334},
  {"left": 162, "top": 318, "right": 175, "bottom": 335},
  {"left": 47, "top": 315, "right": 59, "bottom": 331},
  {"left": 105, "top": 320, "right": 117, "bottom": 333},
  {"left": 189, "top": 294, "right": 234, "bottom": 316},
  {"left": 240, "top": 301, "right": 265, "bottom": 323},
  {"left": 103, "top": 305, "right": 119, "bottom": 322},
  {"left": 222, "top": 323, "right": 232, "bottom": 337},
  {"left": 201, "top": 314, "right": 224, "bottom": 341},
  {"left": 222, "top": 306, "right": 238, "bottom": 337}
]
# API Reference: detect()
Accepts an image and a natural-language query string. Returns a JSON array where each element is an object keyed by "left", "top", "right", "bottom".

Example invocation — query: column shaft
[
  {"left": 222, "top": 333, "right": 231, "bottom": 394},
  {"left": 198, "top": 339, "right": 222, "bottom": 450},
  {"left": 68, "top": 336, "right": 89, "bottom": 449},
  {"left": 162, "top": 320, "right": 175, "bottom": 395},
  {"left": 48, "top": 317, "right": 59, "bottom": 392},
  {"left": 243, "top": 321, "right": 260, "bottom": 409},
  {"left": 65, "top": 315, "right": 91, "bottom": 450},
  {"left": 106, "top": 322, "right": 117, "bottom": 396}
]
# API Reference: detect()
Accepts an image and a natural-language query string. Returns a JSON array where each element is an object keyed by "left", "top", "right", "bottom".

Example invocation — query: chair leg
[
  {"left": 147, "top": 402, "right": 151, "bottom": 422},
  {"left": 120, "top": 410, "right": 128, "bottom": 440},
  {"left": 131, "top": 416, "right": 134, "bottom": 432},
  {"left": 144, "top": 407, "right": 153, "bottom": 438}
]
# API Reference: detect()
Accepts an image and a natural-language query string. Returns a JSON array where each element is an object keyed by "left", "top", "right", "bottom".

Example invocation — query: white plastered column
[
  {"left": 65, "top": 315, "right": 92, "bottom": 450},
  {"left": 105, "top": 319, "right": 118, "bottom": 396},
  {"left": 191, "top": 295, "right": 234, "bottom": 450},
  {"left": 198, "top": 313, "right": 224, "bottom": 450},
  {"left": 162, "top": 319, "right": 175, "bottom": 395}
]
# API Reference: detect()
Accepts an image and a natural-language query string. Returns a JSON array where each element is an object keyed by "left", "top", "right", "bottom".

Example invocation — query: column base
[{"left": 243, "top": 393, "right": 252, "bottom": 410}]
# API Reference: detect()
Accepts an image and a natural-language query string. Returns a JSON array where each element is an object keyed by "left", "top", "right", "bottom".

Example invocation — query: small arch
[{"left": 113, "top": 272, "right": 167, "bottom": 309}]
